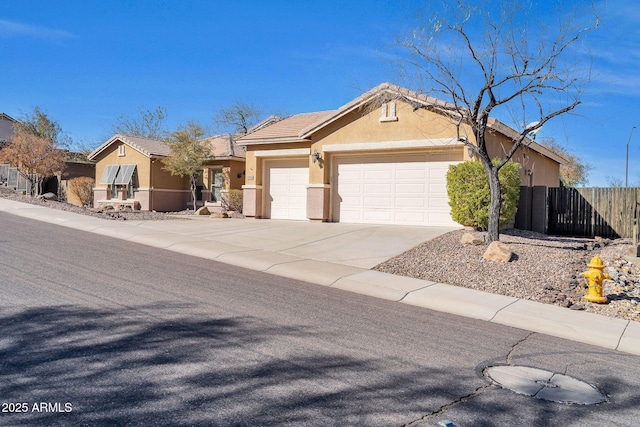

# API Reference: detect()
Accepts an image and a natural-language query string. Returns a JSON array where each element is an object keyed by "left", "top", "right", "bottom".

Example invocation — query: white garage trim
[
  {"left": 263, "top": 159, "right": 309, "bottom": 220},
  {"left": 254, "top": 148, "right": 311, "bottom": 157},
  {"left": 332, "top": 154, "right": 460, "bottom": 226},
  {"left": 322, "top": 138, "right": 460, "bottom": 152}
]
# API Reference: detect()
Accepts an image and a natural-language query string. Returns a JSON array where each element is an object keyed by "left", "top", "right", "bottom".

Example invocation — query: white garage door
[
  {"left": 266, "top": 159, "right": 309, "bottom": 220},
  {"left": 333, "top": 154, "right": 459, "bottom": 226}
]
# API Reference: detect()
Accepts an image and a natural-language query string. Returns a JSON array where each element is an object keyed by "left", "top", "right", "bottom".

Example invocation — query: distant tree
[
  {"left": 606, "top": 176, "right": 624, "bottom": 188},
  {"left": 212, "top": 101, "right": 262, "bottom": 135},
  {"left": 538, "top": 138, "right": 591, "bottom": 187},
  {"left": 397, "top": 0, "right": 597, "bottom": 242},
  {"left": 0, "top": 133, "right": 66, "bottom": 195},
  {"left": 112, "top": 106, "right": 169, "bottom": 140},
  {"left": 163, "top": 121, "right": 211, "bottom": 211},
  {"left": 14, "top": 106, "right": 71, "bottom": 147}
]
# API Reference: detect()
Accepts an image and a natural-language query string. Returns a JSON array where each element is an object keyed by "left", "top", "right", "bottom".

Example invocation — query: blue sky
[{"left": 1, "top": 1, "right": 638, "bottom": 186}]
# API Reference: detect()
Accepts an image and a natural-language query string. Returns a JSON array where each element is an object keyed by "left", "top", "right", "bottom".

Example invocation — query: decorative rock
[
  {"left": 483, "top": 241, "right": 513, "bottom": 262},
  {"left": 37, "top": 192, "right": 57, "bottom": 201},
  {"left": 195, "top": 206, "right": 210, "bottom": 215},
  {"left": 460, "top": 232, "right": 484, "bottom": 246},
  {"left": 211, "top": 212, "right": 228, "bottom": 219}
]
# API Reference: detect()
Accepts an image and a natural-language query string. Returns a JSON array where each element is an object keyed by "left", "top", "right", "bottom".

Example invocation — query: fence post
[{"left": 532, "top": 186, "right": 548, "bottom": 234}]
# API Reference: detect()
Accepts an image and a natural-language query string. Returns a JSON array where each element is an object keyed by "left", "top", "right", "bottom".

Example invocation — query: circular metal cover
[{"left": 485, "top": 365, "right": 606, "bottom": 405}]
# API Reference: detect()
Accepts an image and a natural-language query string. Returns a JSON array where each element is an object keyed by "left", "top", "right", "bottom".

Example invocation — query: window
[
  {"left": 118, "top": 145, "right": 125, "bottom": 156},
  {"left": 99, "top": 164, "right": 137, "bottom": 199},
  {"left": 379, "top": 102, "right": 398, "bottom": 122},
  {"left": 210, "top": 168, "right": 223, "bottom": 203}
]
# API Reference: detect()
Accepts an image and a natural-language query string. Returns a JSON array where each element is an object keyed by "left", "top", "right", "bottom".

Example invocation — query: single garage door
[
  {"left": 333, "top": 154, "right": 459, "bottom": 226},
  {"left": 266, "top": 159, "right": 309, "bottom": 220}
]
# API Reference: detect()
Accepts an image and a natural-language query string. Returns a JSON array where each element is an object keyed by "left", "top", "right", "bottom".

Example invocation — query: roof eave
[
  {"left": 237, "top": 137, "right": 310, "bottom": 146},
  {"left": 88, "top": 134, "right": 163, "bottom": 160},
  {"left": 487, "top": 120, "right": 567, "bottom": 165}
]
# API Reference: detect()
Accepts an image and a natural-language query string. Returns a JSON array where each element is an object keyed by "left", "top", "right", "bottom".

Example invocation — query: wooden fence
[{"left": 517, "top": 186, "right": 640, "bottom": 239}]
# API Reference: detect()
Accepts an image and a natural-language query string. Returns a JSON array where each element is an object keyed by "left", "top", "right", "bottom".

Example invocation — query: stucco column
[
  {"left": 93, "top": 188, "right": 107, "bottom": 207},
  {"left": 242, "top": 185, "right": 262, "bottom": 218},
  {"left": 307, "top": 184, "right": 330, "bottom": 221}
]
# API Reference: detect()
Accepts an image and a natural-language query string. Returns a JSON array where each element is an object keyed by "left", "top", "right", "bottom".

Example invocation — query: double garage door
[
  {"left": 265, "top": 154, "right": 459, "bottom": 226},
  {"left": 333, "top": 154, "right": 459, "bottom": 226}
]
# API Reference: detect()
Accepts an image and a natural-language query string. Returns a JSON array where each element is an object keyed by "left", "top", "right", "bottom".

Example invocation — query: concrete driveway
[{"left": 138, "top": 218, "right": 459, "bottom": 268}]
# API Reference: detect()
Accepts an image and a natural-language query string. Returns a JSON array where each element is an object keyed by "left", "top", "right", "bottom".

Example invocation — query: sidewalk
[{"left": 1, "top": 198, "right": 638, "bottom": 356}]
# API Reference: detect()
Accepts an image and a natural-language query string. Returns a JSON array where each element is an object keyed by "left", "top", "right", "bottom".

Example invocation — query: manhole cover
[{"left": 484, "top": 366, "right": 606, "bottom": 405}]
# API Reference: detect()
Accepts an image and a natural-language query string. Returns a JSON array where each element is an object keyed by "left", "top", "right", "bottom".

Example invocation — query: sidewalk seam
[
  {"left": 487, "top": 298, "right": 519, "bottom": 322},
  {"left": 615, "top": 320, "right": 631, "bottom": 352}
]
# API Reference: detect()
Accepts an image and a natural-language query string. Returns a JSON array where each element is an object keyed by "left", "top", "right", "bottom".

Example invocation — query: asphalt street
[{"left": 1, "top": 212, "right": 639, "bottom": 426}]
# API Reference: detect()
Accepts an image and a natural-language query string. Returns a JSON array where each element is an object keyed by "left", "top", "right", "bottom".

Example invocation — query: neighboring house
[
  {"left": 53, "top": 152, "right": 96, "bottom": 206},
  {"left": 88, "top": 134, "right": 245, "bottom": 211},
  {"left": 1, "top": 151, "right": 95, "bottom": 205},
  {"left": 0, "top": 113, "right": 17, "bottom": 146},
  {"left": 237, "top": 83, "right": 565, "bottom": 226},
  {"left": 1, "top": 113, "right": 94, "bottom": 204}
]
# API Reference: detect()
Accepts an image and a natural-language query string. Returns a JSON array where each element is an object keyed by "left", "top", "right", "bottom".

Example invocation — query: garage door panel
[
  {"left": 395, "top": 197, "right": 426, "bottom": 208},
  {"left": 363, "top": 211, "right": 393, "bottom": 221},
  {"left": 396, "top": 169, "right": 425, "bottom": 180},
  {"left": 395, "top": 183, "right": 425, "bottom": 193},
  {"left": 364, "top": 183, "right": 391, "bottom": 193},
  {"left": 340, "top": 210, "right": 364, "bottom": 221},
  {"left": 429, "top": 196, "right": 450, "bottom": 209},
  {"left": 395, "top": 211, "right": 426, "bottom": 222},
  {"left": 335, "top": 155, "right": 460, "bottom": 226},
  {"left": 364, "top": 196, "right": 393, "bottom": 207}
]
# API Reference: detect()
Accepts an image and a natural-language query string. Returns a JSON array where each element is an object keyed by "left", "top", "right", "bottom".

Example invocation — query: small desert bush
[
  {"left": 69, "top": 176, "right": 95, "bottom": 207},
  {"left": 223, "top": 189, "right": 243, "bottom": 213}
]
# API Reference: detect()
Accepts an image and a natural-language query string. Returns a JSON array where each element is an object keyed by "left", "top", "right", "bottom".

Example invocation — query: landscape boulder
[
  {"left": 483, "top": 241, "right": 513, "bottom": 262},
  {"left": 460, "top": 232, "right": 484, "bottom": 246},
  {"left": 195, "top": 206, "right": 210, "bottom": 215},
  {"left": 37, "top": 192, "right": 57, "bottom": 201}
]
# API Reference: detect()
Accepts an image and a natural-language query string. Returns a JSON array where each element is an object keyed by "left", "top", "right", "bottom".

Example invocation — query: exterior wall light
[{"left": 311, "top": 150, "right": 322, "bottom": 164}]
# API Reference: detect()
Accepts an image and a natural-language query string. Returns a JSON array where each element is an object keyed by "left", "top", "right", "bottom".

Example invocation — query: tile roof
[
  {"left": 88, "top": 134, "right": 171, "bottom": 160},
  {"left": 232, "top": 82, "right": 566, "bottom": 165},
  {"left": 89, "top": 133, "right": 247, "bottom": 161},
  {"left": 121, "top": 134, "right": 172, "bottom": 157},
  {"left": 201, "top": 134, "right": 246, "bottom": 159},
  {"left": 238, "top": 110, "right": 337, "bottom": 143}
]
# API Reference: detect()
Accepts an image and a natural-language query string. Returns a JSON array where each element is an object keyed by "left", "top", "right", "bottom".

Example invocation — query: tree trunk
[
  {"left": 190, "top": 175, "right": 197, "bottom": 212},
  {"left": 486, "top": 166, "right": 502, "bottom": 243}
]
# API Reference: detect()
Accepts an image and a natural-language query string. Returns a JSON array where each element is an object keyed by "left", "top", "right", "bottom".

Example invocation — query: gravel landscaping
[
  {"left": 3, "top": 186, "right": 638, "bottom": 322},
  {"left": 0, "top": 186, "right": 199, "bottom": 220},
  {"left": 375, "top": 228, "right": 640, "bottom": 322}
]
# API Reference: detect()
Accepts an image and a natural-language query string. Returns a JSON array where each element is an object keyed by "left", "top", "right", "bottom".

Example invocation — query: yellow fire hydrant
[{"left": 582, "top": 255, "right": 610, "bottom": 304}]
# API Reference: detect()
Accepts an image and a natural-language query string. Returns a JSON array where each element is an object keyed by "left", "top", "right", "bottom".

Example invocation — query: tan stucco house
[
  {"left": 237, "top": 83, "right": 565, "bottom": 226},
  {"left": 88, "top": 134, "right": 245, "bottom": 211}
]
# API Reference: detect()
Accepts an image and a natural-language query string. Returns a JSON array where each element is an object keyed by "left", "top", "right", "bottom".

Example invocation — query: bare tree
[
  {"left": 162, "top": 121, "right": 211, "bottom": 211},
  {"left": 112, "top": 106, "right": 169, "bottom": 140},
  {"left": 212, "top": 101, "right": 262, "bottom": 135},
  {"left": 398, "top": 0, "right": 597, "bottom": 242}
]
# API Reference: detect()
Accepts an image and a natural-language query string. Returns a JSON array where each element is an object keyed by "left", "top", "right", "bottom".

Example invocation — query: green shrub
[
  {"left": 446, "top": 159, "right": 520, "bottom": 229},
  {"left": 223, "top": 189, "right": 243, "bottom": 213}
]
